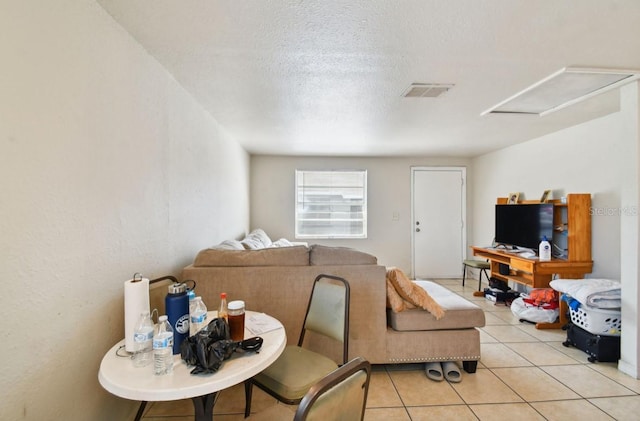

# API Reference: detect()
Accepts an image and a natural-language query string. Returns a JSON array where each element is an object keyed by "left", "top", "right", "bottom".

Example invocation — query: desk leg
[
  {"left": 534, "top": 299, "right": 567, "bottom": 330},
  {"left": 192, "top": 392, "right": 218, "bottom": 421}
]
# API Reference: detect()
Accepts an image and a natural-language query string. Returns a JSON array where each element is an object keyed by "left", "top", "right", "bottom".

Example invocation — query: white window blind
[{"left": 295, "top": 170, "right": 367, "bottom": 239}]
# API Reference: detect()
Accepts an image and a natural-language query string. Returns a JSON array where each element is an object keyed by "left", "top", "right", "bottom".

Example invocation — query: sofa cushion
[
  {"left": 309, "top": 245, "right": 377, "bottom": 266},
  {"left": 193, "top": 246, "right": 310, "bottom": 267},
  {"left": 387, "top": 280, "right": 485, "bottom": 331}
]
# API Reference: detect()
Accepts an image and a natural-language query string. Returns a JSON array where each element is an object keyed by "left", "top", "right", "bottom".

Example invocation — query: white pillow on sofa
[
  {"left": 269, "top": 238, "right": 293, "bottom": 248},
  {"left": 241, "top": 228, "right": 272, "bottom": 249},
  {"left": 212, "top": 239, "right": 245, "bottom": 250}
]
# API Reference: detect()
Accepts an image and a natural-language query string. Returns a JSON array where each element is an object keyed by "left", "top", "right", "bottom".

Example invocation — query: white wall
[
  {"left": 471, "top": 109, "right": 630, "bottom": 278},
  {"left": 618, "top": 83, "right": 640, "bottom": 378},
  {"left": 471, "top": 86, "right": 640, "bottom": 377},
  {"left": 251, "top": 156, "right": 470, "bottom": 272},
  {"left": 0, "top": 2, "right": 249, "bottom": 420}
]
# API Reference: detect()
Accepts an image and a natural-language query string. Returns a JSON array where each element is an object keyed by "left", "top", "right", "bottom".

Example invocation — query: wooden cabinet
[
  {"left": 496, "top": 193, "right": 592, "bottom": 263},
  {"left": 472, "top": 193, "right": 593, "bottom": 329}
]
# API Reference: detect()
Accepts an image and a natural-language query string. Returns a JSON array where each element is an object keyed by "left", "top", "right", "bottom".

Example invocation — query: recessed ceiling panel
[{"left": 483, "top": 68, "right": 640, "bottom": 116}]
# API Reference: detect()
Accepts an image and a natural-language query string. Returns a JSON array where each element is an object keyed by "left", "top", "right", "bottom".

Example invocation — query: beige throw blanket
[{"left": 386, "top": 267, "right": 445, "bottom": 319}]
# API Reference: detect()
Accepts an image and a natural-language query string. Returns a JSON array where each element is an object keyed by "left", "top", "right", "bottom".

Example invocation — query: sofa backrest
[
  {"left": 193, "top": 245, "right": 310, "bottom": 267},
  {"left": 309, "top": 245, "right": 377, "bottom": 266},
  {"left": 193, "top": 244, "right": 378, "bottom": 267}
]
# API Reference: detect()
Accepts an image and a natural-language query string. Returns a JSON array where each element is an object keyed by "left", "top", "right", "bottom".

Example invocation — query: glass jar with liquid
[{"left": 227, "top": 300, "right": 245, "bottom": 341}]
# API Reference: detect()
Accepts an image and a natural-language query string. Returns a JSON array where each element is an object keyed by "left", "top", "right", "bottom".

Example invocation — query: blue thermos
[{"left": 165, "top": 282, "right": 189, "bottom": 354}]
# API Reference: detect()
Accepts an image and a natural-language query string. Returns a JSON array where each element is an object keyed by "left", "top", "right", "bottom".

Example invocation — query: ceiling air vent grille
[{"left": 403, "top": 83, "right": 454, "bottom": 98}]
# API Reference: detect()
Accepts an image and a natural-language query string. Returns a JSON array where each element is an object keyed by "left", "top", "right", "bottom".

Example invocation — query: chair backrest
[
  {"left": 294, "top": 357, "right": 371, "bottom": 421},
  {"left": 299, "top": 274, "right": 350, "bottom": 364}
]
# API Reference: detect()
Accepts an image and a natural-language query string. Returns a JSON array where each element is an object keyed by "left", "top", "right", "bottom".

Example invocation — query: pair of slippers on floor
[{"left": 425, "top": 361, "right": 462, "bottom": 383}]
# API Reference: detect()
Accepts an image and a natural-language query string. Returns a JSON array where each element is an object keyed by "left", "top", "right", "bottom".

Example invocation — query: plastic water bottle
[
  {"left": 153, "top": 315, "right": 174, "bottom": 375},
  {"left": 132, "top": 311, "right": 154, "bottom": 367},
  {"left": 190, "top": 297, "right": 208, "bottom": 335},
  {"left": 188, "top": 289, "right": 197, "bottom": 336},
  {"left": 539, "top": 236, "right": 551, "bottom": 261}
]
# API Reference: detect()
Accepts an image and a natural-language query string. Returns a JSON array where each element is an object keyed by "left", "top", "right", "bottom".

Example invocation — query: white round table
[{"left": 99, "top": 311, "right": 286, "bottom": 421}]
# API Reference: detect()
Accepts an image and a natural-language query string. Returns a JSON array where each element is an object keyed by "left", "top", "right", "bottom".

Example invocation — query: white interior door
[{"left": 412, "top": 167, "right": 466, "bottom": 278}]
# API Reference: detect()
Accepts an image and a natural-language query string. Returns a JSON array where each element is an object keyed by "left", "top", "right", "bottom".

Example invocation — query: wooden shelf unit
[
  {"left": 496, "top": 193, "right": 592, "bottom": 265},
  {"left": 473, "top": 193, "right": 593, "bottom": 329},
  {"left": 553, "top": 194, "right": 592, "bottom": 263}
]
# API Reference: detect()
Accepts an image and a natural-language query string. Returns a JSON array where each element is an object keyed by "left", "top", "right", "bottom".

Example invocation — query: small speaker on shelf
[{"left": 499, "top": 263, "right": 510, "bottom": 275}]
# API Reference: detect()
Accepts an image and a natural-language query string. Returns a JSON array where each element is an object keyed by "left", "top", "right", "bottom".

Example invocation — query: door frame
[{"left": 410, "top": 166, "right": 467, "bottom": 278}]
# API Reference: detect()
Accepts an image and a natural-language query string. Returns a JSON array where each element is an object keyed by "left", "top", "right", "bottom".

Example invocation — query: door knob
[{"left": 416, "top": 228, "right": 421, "bottom": 232}]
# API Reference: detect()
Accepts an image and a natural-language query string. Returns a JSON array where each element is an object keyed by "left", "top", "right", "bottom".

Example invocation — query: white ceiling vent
[
  {"left": 403, "top": 83, "right": 454, "bottom": 98},
  {"left": 482, "top": 67, "right": 640, "bottom": 116}
]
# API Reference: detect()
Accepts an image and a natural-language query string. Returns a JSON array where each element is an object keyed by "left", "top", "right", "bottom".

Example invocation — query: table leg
[
  {"left": 192, "top": 392, "right": 218, "bottom": 421},
  {"left": 134, "top": 401, "right": 147, "bottom": 421}
]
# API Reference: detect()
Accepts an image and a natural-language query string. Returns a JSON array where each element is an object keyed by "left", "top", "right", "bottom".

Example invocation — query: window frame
[{"left": 294, "top": 169, "right": 368, "bottom": 239}]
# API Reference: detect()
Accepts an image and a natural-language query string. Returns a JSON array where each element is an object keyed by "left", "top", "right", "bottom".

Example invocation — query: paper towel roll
[{"left": 124, "top": 275, "right": 150, "bottom": 352}]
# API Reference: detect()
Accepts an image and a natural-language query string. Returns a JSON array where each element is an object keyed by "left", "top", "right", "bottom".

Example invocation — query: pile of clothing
[{"left": 510, "top": 288, "right": 559, "bottom": 324}]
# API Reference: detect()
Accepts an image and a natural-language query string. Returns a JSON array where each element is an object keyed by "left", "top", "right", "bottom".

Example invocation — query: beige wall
[
  {"left": 250, "top": 156, "right": 471, "bottom": 273},
  {"left": 0, "top": 2, "right": 249, "bottom": 420}
]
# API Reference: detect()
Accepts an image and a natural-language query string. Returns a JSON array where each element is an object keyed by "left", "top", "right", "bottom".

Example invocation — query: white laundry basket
[{"left": 569, "top": 305, "right": 621, "bottom": 336}]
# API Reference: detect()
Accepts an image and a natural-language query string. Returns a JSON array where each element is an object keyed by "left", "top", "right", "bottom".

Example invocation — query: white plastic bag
[{"left": 510, "top": 297, "right": 559, "bottom": 323}]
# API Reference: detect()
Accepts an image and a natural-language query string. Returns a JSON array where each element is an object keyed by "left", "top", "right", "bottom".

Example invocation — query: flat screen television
[{"left": 495, "top": 204, "right": 554, "bottom": 251}]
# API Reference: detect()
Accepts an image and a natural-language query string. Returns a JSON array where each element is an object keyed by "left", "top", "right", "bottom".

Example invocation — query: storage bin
[{"left": 569, "top": 305, "right": 621, "bottom": 336}]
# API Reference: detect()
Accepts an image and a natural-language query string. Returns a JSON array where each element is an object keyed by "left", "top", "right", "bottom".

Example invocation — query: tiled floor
[{"left": 141, "top": 278, "right": 640, "bottom": 420}]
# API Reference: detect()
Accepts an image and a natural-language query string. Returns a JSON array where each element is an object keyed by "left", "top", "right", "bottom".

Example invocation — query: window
[{"left": 295, "top": 170, "right": 367, "bottom": 239}]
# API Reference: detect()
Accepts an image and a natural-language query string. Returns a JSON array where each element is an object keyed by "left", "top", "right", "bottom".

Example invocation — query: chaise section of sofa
[{"left": 385, "top": 280, "right": 485, "bottom": 372}]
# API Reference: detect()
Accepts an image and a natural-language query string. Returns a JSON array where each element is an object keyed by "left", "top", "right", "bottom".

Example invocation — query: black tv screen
[{"left": 495, "top": 204, "right": 554, "bottom": 250}]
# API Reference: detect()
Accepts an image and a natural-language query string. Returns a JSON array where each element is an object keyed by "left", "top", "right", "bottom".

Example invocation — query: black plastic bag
[
  {"left": 489, "top": 277, "right": 510, "bottom": 292},
  {"left": 180, "top": 317, "right": 263, "bottom": 375}
]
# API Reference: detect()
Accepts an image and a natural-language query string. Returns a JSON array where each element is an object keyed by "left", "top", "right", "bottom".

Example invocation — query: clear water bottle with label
[
  {"left": 188, "top": 289, "right": 197, "bottom": 336},
  {"left": 132, "top": 311, "right": 154, "bottom": 367},
  {"left": 190, "top": 296, "right": 208, "bottom": 335},
  {"left": 153, "top": 315, "right": 174, "bottom": 375}
]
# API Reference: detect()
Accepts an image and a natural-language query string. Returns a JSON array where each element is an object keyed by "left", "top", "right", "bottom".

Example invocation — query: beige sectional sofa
[{"left": 182, "top": 241, "right": 485, "bottom": 372}]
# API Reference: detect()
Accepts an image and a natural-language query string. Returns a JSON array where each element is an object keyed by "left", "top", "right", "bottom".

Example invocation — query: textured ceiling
[{"left": 97, "top": 0, "right": 640, "bottom": 157}]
